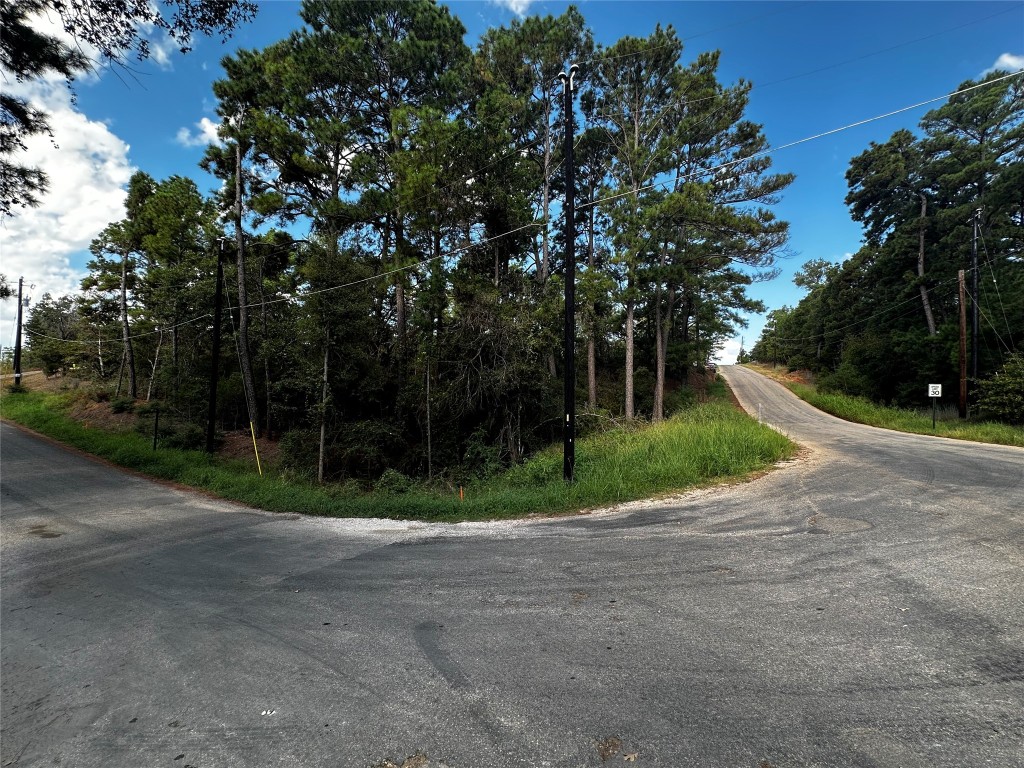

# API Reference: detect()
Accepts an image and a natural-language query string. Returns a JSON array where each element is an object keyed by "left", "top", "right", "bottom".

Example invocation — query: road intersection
[{"left": 2, "top": 366, "right": 1021, "bottom": 767}]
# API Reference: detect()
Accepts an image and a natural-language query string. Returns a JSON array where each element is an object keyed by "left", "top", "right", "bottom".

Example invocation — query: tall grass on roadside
[
  {"left": 789, "top": 383, "right": 1024, "bottom": 448},
  {"left": 1, "top": 390, "right": 794, "bottom": 521}
]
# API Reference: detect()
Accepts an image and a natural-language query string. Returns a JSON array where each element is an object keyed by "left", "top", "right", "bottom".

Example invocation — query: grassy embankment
[
  {"left": 745, "top": 363, "right": 1024, "bottom": 448},
  {"left": 0, "top": 378, "right": 795, "bottom": 521}
]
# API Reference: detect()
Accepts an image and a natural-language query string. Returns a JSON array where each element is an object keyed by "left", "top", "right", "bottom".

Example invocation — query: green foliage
[
  {"left": 278, "top": 429, "right": 319, "bottom": 479},
  {"left": 0, "top": 389, "right": 795, "bottom": 521},
  {"left": 375, "top": 468, "right": 413, "bottom": 495},
  {"left": 976, "top": 354, "right": 1024, "bottom": 425},
  {"left": 0, "top": 0, "right": 87, "bottom": 215},
  {"left": 162, "top": 423, "right": 206, "bottom": 451},
  {"left": 109, "top": 397, "right": 135, "bottom": 414},
  {"left": 753, "top": 72, "right": 1023, "bottom": 413},
  {"left": 786, "top": 381, "right": 1023, "bottom": 447},
  {"left": 38, "top": 2, "right": 796, "bottom": 485}
]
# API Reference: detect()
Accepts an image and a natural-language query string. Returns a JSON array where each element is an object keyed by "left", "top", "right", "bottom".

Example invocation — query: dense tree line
[
  {"left": 751, "top": 70, "right": 1023, "bottom": 419},
  {"left": 24, "top": 0, "right": 792, "bottom": 482}
]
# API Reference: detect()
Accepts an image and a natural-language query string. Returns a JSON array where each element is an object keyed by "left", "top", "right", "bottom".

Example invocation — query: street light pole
[{"left": 557, "top": 63, "right": 578, "bottom": 483}]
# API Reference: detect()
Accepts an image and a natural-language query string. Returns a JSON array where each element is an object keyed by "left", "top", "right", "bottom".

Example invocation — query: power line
[
  {"left": 254, "top": 220, "right": 542, "bottom": 311},
  {"left": 577, "top": 2, "right": 812, "bottom": 69},
  {"left": 768, "top": 274, "right": 960, "bottom": 343},
  {"left": 585, "top": 4, "right": 1023, "bottom": 122},
  {"left": 755, "top": 5, "right": 1022, "bottom": 91},
  {"left": 967, "top": 287, "right": 1014, "bottom": 358},
  {"left": 21, "top": 311, "right": 214, "bottom": 346},
  {"left": 978, "top": 229, "right": 1017, "bottom": 351},
  {"left": 22, "top": 73, "right": 1022, "bottom": 349},
  {"left": 585, "top": 71, "right": 1024, "bottom": 212}
]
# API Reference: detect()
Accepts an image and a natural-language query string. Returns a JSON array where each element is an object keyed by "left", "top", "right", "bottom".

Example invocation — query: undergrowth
[
  {"left": 743, "top": 364, "right": 1023, "bottom": 448},
  {"left": 1, "top": 387, "right": 795, "bottom": 521}
]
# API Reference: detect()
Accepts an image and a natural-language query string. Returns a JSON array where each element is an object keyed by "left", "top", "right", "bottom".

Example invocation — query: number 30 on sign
[{"left": 928, "top": 384, "right": 942, "bottom": 398}]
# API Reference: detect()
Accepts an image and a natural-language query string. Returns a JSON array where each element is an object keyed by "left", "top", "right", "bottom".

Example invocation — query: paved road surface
[{"left": 2, "top": 366, "right": 1022, "bottom": 767}]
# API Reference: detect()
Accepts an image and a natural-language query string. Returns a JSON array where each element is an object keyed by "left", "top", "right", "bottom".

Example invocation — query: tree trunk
[
  {"left": 258, "top": 256, "right": 272, "bottom": 438},
  {"left": 394, "top": 213, "right": 406, "bottom": 348},
  {"left": 918, "top": 193, "right": 937, "bottom": 336},
  {"left": 540, "top": 98, "right": 552, "bottom": 283},
  {"left": 587, "top": 332, "right": 597, "bottom": 411},
  {"left": 433, "top": 225, "right": 444, "bottom": 335},
  {"left": 147, "top": 327, "right": 163, "bottom": 401},
  {"left": 120, "top": 251, "right": 137, "bottom": 399},
  {"left": 235, "top": 140, "right": 260, "bottom": 434},
  {"left": 171, "top": 328, "right": 179, "bottom": 391},
  {"left": 653, "top": 238, "right": 675, "bottom": 422},
  {"left": 115, "top": 348, "right": 125, "bottom": 397}
]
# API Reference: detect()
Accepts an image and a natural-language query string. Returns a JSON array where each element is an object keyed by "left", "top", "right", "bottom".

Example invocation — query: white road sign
[{"left": 928, "top": 384, "right": 942, "bottom": 398}]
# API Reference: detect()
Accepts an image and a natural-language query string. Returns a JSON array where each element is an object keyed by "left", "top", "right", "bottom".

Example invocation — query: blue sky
[{"left": 3, "top": 1, "right": 1022, "bottom": 363}]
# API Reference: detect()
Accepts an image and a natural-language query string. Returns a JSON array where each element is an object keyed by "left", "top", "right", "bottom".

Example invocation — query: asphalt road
[{"left": 2, "top": 365, "right": 1022, "bottom": 768}]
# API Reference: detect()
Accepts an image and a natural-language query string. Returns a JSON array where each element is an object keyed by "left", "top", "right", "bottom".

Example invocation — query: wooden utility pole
[
  {"left": 958, "top": 269, "right": 968, "bottom": 419},
  {"left": 12, "top": 277, "right": 23, "bottom": 386}
]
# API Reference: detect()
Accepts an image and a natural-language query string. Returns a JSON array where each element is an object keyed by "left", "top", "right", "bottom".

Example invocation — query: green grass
[
  {"left": 787, "top": 382, "right": 1024, "bottom": 448},
  {"left": 1, "top": 389, "right": 795, "bottom": 521}
]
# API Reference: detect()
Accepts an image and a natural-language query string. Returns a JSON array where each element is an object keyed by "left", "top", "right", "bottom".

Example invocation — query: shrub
[
  {"left": 278, "top": 429, "right": 318, "bottom": 478},
  {"left": 461, "top": 427, "right": 504, "bottom": 478},
  {"left": 976, "top": 354, "right": 1024, "bottom": 425},
  {"left": 110, "top": 397, "right": 135, "bottom": 414},
  {"left": 163, "top": 423, "right": 206, "bottom": 451},
  {"left": 325, "top": 478, "right": 364, "bottom": 498},
  {"left": 375, "top": 468, "right": 413, "bottom": 494}
]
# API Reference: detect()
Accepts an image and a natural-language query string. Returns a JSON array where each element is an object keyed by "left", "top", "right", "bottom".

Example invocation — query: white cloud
[
  {"left": 176, "top": 116, "right": 222, "bottom": 148},
  {"left": 984, "top": 53, "right": 1024, "bottom": 76},
  {"left": 715, "top": 337, "right": 742, "bottom": 366},
  {"left": 135, "top": 19, "right": 176, "bottom": 70},
  {"left": 490, "top": 0, "right": 533, "bottom": 17},
  {"left": 0, "top": 77, "right": 133, "bottom": 351}
]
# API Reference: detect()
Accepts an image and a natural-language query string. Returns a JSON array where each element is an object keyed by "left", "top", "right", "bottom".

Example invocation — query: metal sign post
[{"left": 928, "top": 384, "right": 942, "bottom": 429}]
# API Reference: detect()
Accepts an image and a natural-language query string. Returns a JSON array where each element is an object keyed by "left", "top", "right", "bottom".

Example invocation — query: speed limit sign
[{"left": 928, "top": 384, "right": 942, "bottom": 398}]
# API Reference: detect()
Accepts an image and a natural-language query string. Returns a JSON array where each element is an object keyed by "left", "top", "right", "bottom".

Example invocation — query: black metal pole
[
  {"left": 971, "top": 208, "right": 980, "bottom": 382},
  {"left": 13, "top": 277, "right": 23, "bottom": 387},
  {"left": 205, "top": 242, "right": 225, "bottom": 453},
  {"left": 559, "top": 64, "right": 578, "bottom": 483}
]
